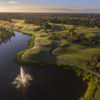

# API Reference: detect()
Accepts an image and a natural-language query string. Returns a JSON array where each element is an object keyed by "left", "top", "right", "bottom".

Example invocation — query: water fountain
[{"left": 13, "top": 66, "right": 32, "bottom": 88}]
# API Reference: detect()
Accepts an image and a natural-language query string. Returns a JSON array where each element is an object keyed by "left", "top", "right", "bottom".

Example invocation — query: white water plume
[{"left": 13, "top": 67, "right": 32, "bottom": 88}]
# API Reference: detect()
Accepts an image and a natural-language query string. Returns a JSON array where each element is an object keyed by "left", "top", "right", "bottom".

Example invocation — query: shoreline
[
  {"left": 0, "top": 20, "right": 99, "bottom": 100},
  {"left": 14, "top": 30, "right": 99, "bottom": 100}
]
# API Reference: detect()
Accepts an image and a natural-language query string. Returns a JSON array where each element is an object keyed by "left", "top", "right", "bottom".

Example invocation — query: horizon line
[{"left": 0, "top": 12, "right": 100, "bottom": 14}]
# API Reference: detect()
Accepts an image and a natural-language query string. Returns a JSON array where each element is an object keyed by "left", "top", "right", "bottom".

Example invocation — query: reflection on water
[
  {"left": 0, "top": 28, "right": 15, "bottom": 44},
  {"left": 13, "top": 67, "right": 32, "bottom": 88},
  {"left": 0, "top": 31, "right": 87, "bottom": 100}
]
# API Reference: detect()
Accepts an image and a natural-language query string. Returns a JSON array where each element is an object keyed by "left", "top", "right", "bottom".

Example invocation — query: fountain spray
[{"left": 13, "top": 66, "right": 32, "bottom": 88}]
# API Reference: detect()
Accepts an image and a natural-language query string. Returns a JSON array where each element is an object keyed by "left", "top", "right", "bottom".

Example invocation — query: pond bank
[
  {"left": 13, "top": 29, "right": 98, "bottom": 100},
  {"left": 0, "top": 20, "right": 99, "bottom": 100}
]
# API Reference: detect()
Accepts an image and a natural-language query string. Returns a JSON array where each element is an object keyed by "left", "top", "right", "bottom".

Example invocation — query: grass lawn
[
  {"left": 1, "top": 19, "right": 100, "bottom": 100},
  {"left": 54, "top": 43, "right": 100, "bottom": 67},
  {"left": 8, "top": 19, "right": 100, "bottom": 68},
  {"left": 12, "top": 20, "right": 58, "bottom": 63},
  {"left": 1, "top": 19, "right": 100, "bottom": 68},
  {"left": 21, "top": 32, "right": 56, "bottom": 63}
]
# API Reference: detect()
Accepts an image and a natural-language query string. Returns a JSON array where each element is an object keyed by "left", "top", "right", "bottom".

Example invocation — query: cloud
[{"left": 8, "top": 1, "right": 18, "bottom": 4}]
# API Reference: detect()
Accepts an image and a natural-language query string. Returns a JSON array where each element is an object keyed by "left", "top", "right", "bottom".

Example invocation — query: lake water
[{"left": 0, "top": 31, "right": 87, "bottom": 100}]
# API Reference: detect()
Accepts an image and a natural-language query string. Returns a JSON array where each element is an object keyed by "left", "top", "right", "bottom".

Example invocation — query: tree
[{"left": 90, "top": 55, "right": 100, "bottom": 72}]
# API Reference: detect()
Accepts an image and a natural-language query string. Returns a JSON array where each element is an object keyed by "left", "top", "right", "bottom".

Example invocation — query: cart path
[{"left": 58, "top": 60, "right": 100, "bottom": 78}]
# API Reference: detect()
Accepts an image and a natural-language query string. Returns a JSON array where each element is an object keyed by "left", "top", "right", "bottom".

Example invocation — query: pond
[{"left": 0, "top": 31, "right": 87, "bottom": 100}]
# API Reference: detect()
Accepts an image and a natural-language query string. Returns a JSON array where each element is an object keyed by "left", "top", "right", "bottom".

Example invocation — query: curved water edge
[
  {"left": 0, "top": 31, "right": 92, "bottom": 100},
  {"left": 14, "top": 31, "right": 88, "bottom": 96},
  {"left": 14, "top": 31, "right": 99, "bottom": 100}
]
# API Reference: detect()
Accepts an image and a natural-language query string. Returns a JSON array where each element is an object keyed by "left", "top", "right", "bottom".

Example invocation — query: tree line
[{"left": 0, "top": 13, "right": 100, "bottom": 27}]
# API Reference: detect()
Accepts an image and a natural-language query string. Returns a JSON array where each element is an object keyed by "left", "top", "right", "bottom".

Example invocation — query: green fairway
[
  {"left": 54, "top": 43, "right": 100, "bottom": 67},
  {"left": 9, "top": 20, "right": 100, "bottom": 69},
  {"left": 1, "top": 19, "right": 100, "bottom": 100}
]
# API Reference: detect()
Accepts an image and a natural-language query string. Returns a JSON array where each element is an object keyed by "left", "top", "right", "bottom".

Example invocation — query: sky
[{"left": 0, "top": 0, "right": 100, "bottom": 13}]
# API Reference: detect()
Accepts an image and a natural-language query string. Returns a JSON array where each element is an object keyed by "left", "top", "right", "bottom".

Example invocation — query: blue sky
[{"left": 0, "top": 0, "right": 100, "bottom": 12}]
